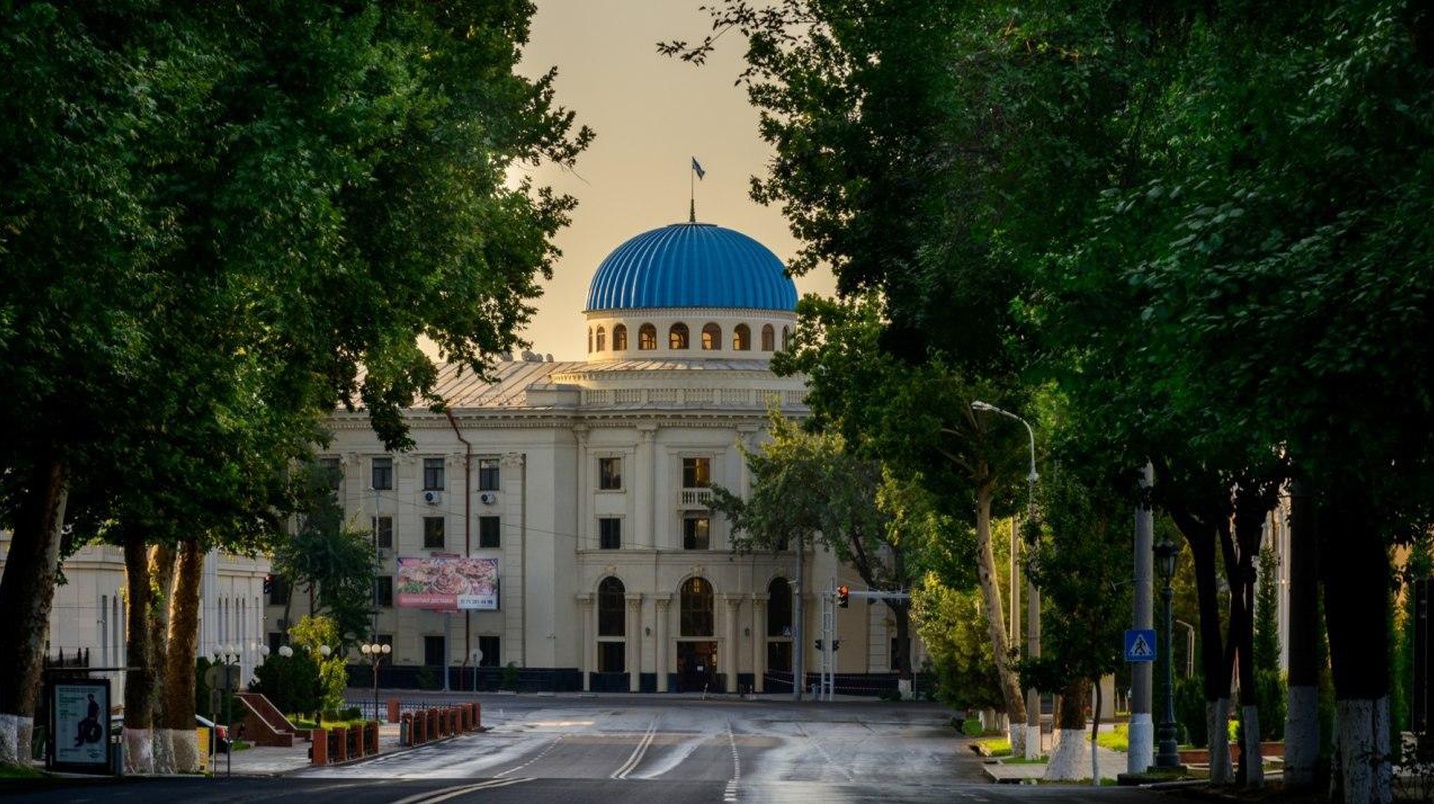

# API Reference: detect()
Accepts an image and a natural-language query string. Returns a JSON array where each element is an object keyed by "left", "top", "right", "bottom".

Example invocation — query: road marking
[
  {"left": 494, "top": 733, "right": 566, "bottom": 777},
  {"left": 390, "top": 777, "right": 533, "bottom": 804},
  {"left": 727, "top": 720, "right": 741, "bottom": 780},
  {"left": 610, "top": 717, "right": 660, "bottom": 779}
]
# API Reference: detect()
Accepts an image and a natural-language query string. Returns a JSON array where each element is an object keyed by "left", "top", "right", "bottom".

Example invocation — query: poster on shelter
[
  {"left": 396, "top": 556, "right": 499, "bottom": 610},
  {"left": 52, "top": 680, "right": 110, "bottom": 771}
]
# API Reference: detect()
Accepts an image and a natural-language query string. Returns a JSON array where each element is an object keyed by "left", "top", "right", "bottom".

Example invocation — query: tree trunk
[
  {"left": 1231, "top": 486, "right": 1269, "bottom": 788},
  {"left": 165, "top": 541, "right": 203, "bottom": 772},
  {"left": 147, "top": 543, "right": 176, "bottom": 773},
  {"left": 1322, "top": 491, "right": 1392, "bottom": 804},
  {"left": 1283, "top": 478, "right": 1320, "bottom": 791},
  {"left": 974, "top": 480, "right": 1026, "bottom": 754},
  {"left": 0, "top": 457, "right": 69, "bottom": 765},
  {"left": 122, "top": 532, "right": 156, "bottom": 774},
  {"left": 1170, "top": 503, "right": 1234, "bottom": 784},
  {"left": 793, "top": 533, "right": 806, "bottom": 701},
  {"left": 1043, "top": 679, "right": 1089, "bottom": 781}
]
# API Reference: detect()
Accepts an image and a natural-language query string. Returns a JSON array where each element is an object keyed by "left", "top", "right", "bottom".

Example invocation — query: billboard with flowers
[{"left": 396, "top": 556, "right": 499, "bottom": 610}]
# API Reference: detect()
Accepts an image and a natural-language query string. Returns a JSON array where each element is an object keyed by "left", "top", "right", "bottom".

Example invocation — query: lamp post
[
  {"left": 314, "top": 644, "right": 332, "bottom": 725},
  {"left": 971, "top": 400, "right": 1041, "bottom": 759},
  {"left": 275, "top": 644, "right": 293, "bottom": 715},
  {"left": 212, "top": 644, "right": 241, "bottom": 777},
  {"left": 1153, "top": 538, "right": 1182, "bottom": 769},
  {"left": 361, "top": 642, "right": 391, "bottom": 723}
]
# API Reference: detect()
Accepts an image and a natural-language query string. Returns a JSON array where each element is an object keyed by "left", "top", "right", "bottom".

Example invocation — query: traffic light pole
[{"left": 819, "top": 585, "right": 911, "bottom": 702}]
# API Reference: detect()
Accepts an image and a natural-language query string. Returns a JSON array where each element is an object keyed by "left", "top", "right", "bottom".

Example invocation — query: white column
[
  {"left": 627, "top": 594, "right": 644, "bottom": 692},
  {"left": 575, "top": 426, "right": 590, "bottom": 549},
  {"left": 724, "top": 596, "right": 741, "bottom": 693},
  {"left": 578, "top": 594, "right": 594, "bottom": 692},
  {"left": 751, "top": 597, "right": 767, "bottom": 693},
  {"left": 637, "top": 426, "right": 656, "bottom": 548},
  {"left": 654, "top": 595, "right": 671, "bottom": 692}
]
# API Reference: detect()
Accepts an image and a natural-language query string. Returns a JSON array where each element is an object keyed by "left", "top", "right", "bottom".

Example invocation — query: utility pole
[{"left": 1128, "top": 462, "right": 1155, "bottom": 773}]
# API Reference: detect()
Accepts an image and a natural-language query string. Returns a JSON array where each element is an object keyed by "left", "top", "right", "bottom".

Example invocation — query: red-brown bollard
[
  {"left": 474, "top": 701, "right": 483, "bottom": 730},
  {"left": 401, "top": 713, "right": 413, "bottom": 746},
  {"left": 427, "top": 708, "right": 439, "bottom": 739},
  {"left": 387, "top": 698, "right": 400, "bottom": 724},
  {"left": 311, "top": 727, "right": 328, "bottom": 765},
  {"left": 414, "top": 712, "right": 426, "bottom": 743},
  {"left": 367, "top": 721, "right": 379, "bottom": 754},
  {"left": 332, "top": 726, "right": 348, "bottom": 762}
]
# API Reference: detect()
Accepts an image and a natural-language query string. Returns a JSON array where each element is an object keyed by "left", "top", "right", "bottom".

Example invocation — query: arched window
[
  {"left": 782, "top": 326, "right": 793, "bottom": 350},
  {"left": 733, "top": 324, "right": 750, "bottom": 351},
  {"left": 761, "top": 324, "right": 775, "bottom": 351},
  {"left": 638, "top": 324, "right": 657, "bottom": 350},
  {"left": 598, "top": 576, "right": 625, "bottom": 637},
  {"left": 587, "top": 327, "right": 593, "bottom": 353},
  {"left": 701, "top": 323, "right": 721, "bottom": 350},
  {"left": 669, "top": 322, "right": 690, "bottom": 350},
  {"left": 766, "top": 577, "right": 793, "bottom": 672},
  {"left": 613, "top": 324, "right": 628, "bottom": 351},
  {"left": 680, "top": 577, "right": 714, "bottom": 637},
  {"left": 595, "top": 326, "right": 606, "bottom": 352}
]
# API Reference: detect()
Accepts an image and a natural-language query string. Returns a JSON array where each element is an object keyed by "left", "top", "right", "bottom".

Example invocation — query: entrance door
[{"left": 676, "top": 641, "right": 717, "bottom": 692}]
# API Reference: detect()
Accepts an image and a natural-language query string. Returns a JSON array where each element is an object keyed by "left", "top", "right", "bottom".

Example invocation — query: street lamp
[
  {"left": 211, "top": 644, "right": 241, "bottom": 777},
  {"left": 971, "top": 400, "right": 1040, "bottom": 759},
  {"left": 360, "top": 642, "right": 391, "bottom": 723},
  {"left": 1153, "top": 538, "right": 1183, "bottom": 769}
]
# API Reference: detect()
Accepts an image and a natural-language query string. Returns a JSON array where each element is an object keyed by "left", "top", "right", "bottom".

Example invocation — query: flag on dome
[{"left": 691, "top": 157, "right": 705, "bottom": 180}]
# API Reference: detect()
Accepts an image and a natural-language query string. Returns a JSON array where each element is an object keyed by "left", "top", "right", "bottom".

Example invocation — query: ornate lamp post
[
  {"left": 1153, "top": 538, "right": 1183, "bottom": 769},
  {"left": 971, "top": 400, "right": 1041, "bottom": 759},
  {"left": 361, "top": 642, "right": 391, "bottom": 722},
  {"left": 211, "top": 644, "right": 241, "bottom": 776}
]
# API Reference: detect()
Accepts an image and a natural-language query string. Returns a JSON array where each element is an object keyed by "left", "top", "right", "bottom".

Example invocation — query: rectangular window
[
  {"left": 423, "top": 458, "right": 445, "bottom": 491},
  {"left": 268, "top": 576, "right": 291, "bottom": 606},
  {"left": 423, "top": 516, "right": 445, "bottom": 550},
  {"left": 424, "top": 635, "right": 446, "bottom": 667},
  {"left": 683, "top": 516, "right": 710, "bottom": 550},
  {"left": 478, "top": 516, "right": 501, "bottom": 549},
  {"left": 477, "top": 635, "right": 500, "bottom": 667},
  {"left": 372, "top": 516, "right": 393, "bottom": 549},
  {"left": 319, "top": 457, "right": 342, "bottom": 492},
  {"left": 375, "top": 576, "right": 394, "bottom": 607},
  {"left": 371, "top": 457, "right": 394, "bottom": 491},
  {"left": 682, "top": 457, "right": 711, "bottom": 488},
  {"left": 598, "top": 642, "right": 626, "bottom": 673},
  {"left": 478, "top": 458, "right": 500, "bottom": 491},
  {"left": 599, "top": 518, "right": 621, "bottom": 550},
  {"left": 598, "top": 457, "right": 622, "bottom": 490}
]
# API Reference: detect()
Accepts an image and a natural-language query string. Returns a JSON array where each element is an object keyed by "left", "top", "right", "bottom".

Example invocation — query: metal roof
[
  {"left": 585, "top": 223, "right": 797, "bottom": 312},
  {"left": 427, "top": 359, "right": 581, "bottom": 409}
]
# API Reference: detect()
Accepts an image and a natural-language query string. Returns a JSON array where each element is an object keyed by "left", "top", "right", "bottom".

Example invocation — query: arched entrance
[{"left": 676, "top": 577, "right": 716, "bottom": 692}]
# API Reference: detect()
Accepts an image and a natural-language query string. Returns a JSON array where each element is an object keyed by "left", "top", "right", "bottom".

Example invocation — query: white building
[{"left": 277, "top": 221, "right": 922, "bottom": 694}]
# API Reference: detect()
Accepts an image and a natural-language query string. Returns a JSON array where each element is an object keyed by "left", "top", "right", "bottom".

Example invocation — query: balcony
[{"left": 678, "top": 488, "right": 713, "bottom": 509}]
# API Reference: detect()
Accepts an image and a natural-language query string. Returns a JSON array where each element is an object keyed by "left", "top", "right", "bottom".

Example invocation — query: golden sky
[{"left": 515, "top": 0, "right": 836, "bottom": 361}]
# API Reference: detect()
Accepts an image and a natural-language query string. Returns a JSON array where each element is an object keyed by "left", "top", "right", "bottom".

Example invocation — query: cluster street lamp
[
  {"left": 971, "top": 400, "right": 1041, "bottom": 759},
  {"left": 211, "top": 644, "right": 241, "bottom": 776},
  {"left": 1153, "top": 537, "right": 1183, "bottom": 769},
  {"left": 361, "top": 642, "right": 391, "bottom": 723}
]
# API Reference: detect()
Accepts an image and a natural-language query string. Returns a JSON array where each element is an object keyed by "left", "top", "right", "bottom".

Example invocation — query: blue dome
[{"left": 586, "top": 223, "right": 797, "bottom": 311}]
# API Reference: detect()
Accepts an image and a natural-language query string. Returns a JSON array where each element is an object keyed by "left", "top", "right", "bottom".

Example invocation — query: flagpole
[{"left": 690, "top": 162, "right": 696, "bottom": 223}]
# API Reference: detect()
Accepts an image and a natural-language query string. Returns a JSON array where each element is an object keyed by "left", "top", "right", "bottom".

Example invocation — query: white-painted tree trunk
[
  {"left": 1207, "top": 697, "right": 1234, "bottom": 784},
  {"left": 1008, "top": 719, "right": 1026, "bottom": 757},
  {"left": 152, "top": 728, "right": 176, "bottom": 775},
  {"left": 1241, "top": 704, "right": 1264, "bottom": 787},
  {"left": 1043, "top": 728, "right": 1087, "bottom": 781},
  {"left": 123, "top": 727, "right": 153, "bottom": 775},
  {"left": 0, "top": 714, "right": 21, "bottom": 765},
  {"left": 1284, "top": 684, "right": 1319, "bottom": 789},
  {"left": 1337, "top": 697, "right": 1392, "bottom": 804},
  {"left": 163, "top": 727, "right": 201, "bottom": 773}
]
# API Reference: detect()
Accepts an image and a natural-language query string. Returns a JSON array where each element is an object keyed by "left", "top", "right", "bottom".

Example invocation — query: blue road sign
[{"left": 1125, "top": 628, "right": 1157, "bottom": 662}]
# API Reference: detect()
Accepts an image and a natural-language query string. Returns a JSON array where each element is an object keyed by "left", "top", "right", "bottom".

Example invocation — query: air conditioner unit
[
  {"left": 479, "top": 491, "right": 497, "bottom": 505},
  {"left": 423, "top": 490, "right": 443, "bottom": 505}
]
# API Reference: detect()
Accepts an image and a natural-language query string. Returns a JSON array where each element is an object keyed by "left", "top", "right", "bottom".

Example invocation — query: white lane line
[
  {"left": 610, "top": 717, "right": 660, "bottom": 779},
  {"left": 390, "top": 777, "right": 534, "bottom": 804},
  {"left": 494, "top": 733, "right": 566, "bottom": 777}
]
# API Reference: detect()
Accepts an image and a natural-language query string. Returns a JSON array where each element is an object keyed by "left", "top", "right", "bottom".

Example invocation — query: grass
[
  {"left": 1093, "top": 722, "right": 1128, "bottom": 752},
  {"left": 0, "top": 763, "right": 44, "bottom": 780},
  {"left": 974, "top": 737, "right": 1011, "bottom": 757}
]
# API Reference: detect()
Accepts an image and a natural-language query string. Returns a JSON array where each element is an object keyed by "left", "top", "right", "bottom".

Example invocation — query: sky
[{"left": 513, "top": 0, "right": 836, "bottom": 361}]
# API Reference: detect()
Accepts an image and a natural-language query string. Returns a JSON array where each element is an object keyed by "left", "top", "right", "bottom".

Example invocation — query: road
[{"left": 10, "top": 696, "right": 1179, "bottom": 802}]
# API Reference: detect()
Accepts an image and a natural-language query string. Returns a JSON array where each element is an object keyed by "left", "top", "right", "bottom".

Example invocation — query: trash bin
[{"left": 110, "top": 741, "right": 124, "bottom": 776}]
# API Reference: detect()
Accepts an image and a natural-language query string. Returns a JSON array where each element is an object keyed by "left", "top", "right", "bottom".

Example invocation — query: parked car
[{"left": 111, "top": 714, "right": 230, "bottom": 754}]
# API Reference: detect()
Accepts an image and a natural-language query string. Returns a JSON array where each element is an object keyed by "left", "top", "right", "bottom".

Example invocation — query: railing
[{"left": 678, "top": 488, "right": 712, "bottom": 509}]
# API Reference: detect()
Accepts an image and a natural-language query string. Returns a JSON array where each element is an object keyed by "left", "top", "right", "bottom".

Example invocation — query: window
[
  {"left": 761, "top": 324, "right": 775, "bottom": 351},
  {"left": 423, "top": 458, "right": 445, "bottom": 491},
  {"left": 424, "top": 635, "right": 446, "bottom": 666},
  {"left": 478, "top": 458, "right": 500, "bottom": 491},
  {"left": 598, "top": 576, "right": 625, "bottom": 637},
  {"left": 372, "top": 516, "right": 393, "bottom": 549},
  {"left": 596, "top": 326, "right": 606, "bottom": 352},
  {"left": 319, "top": 457, "right": 341, "bottom": 492},
  {"left": 423, "top": 516, "right": 445, "bottom": 549},
  {"left": 680, "top": 577, "right": 714, "bottom": 637},
  {"left": 681, "top": 456, "right": 711, "bottom": 488},
  {"left": 683, "top": 516, "right": 710, "bottom": 550},
  {"left": 782, "top": 325, "right": 793, "bottom": 350},
  {"left": 587, "top": 327, "right": 593, "bottom": 353},
  {"left": 701, "top": 323, "right": 721, "bottom": 350},
  {"left": 668, "top": 322, "right": 689, "bottom": 349},
  {"left": 598, "top": 457, "right": 622, "bottom": 490},
  {"left": 599, "top": 518, "right": 621, "bottom": 550},
  {"left": 613, "top": 324, "right": 628, "bottom": 351},
  {"left": 478, "top": 515, "right": 501, "bottom": 549},
  {"left": 767, "top": 577, "right": 792, "bottom": 637},
  {"left": 478, "top": 635, "right": 500, "bottom": 667},
  {"left": 375, "top": 576, "right": 394, "bottom": 607},
  {"left": 268, "top": 576, "right": 291, "bottom": 607},
  {"left": 372, "top": 457, "right": 394, "bottom": 490},
  {"left": 638, "top": 324, "right": 657, "bottom": 350},
  {"left": 733, "top": 324, "right": 750, "bottom": 351}
]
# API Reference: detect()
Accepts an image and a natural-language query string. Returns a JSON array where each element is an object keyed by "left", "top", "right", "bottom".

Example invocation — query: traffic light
[
  {"left": 837, "top": 585, "right": 849, "bottom": 608},
  {"left": 263, "top": 574, "right": 273, "bottom": 594}
]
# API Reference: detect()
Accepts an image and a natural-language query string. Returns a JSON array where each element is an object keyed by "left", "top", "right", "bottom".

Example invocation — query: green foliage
[
  {"left": 1175, "top": 675, "right": 1208, "bottom": 748},
  {"left": 1253, "top": 546, "right": 1282, "bottom": 675},
  {"left": 500, "top": 663, "right": 520, "bottom": 692},
  {"left": 1254, "top": 670, "right": 1286, "bottom": 742},
  {"left": 961, "top": 717, "right": 983, "bottom": 737},
  {"left": 415, "top": 666, "right": 439, "bottom": 691},
  {"left": 911, "top": 577, "right": 1003, "bottom": 712},
  {"left": 249, "top": 651, "right": 319, "bottom": 719}
]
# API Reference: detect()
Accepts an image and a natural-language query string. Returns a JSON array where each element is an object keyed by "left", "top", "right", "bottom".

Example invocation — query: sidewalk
[
  {"left": 220, "top": 721, "right": 407, "bottom": 777},
  {"left": 981, "top": 743, "right": 1130, "bottom": 784}
]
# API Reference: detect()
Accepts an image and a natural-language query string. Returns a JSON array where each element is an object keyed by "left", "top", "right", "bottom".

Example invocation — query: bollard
[
  {"left": 475, "top": 701, "right": 483, "bottom": 730},
  {"left": 428, "top": 708, "right": 438, "bottom": 740},
  {"left": 332, "top": 726, "right": 347, "bottom": 762},
  {"left": 311, "top": 728, "right": 328, "bottom": 765},
  {"left": 388, "top": 698, "right": 400, "bottom": 725},
  {"left": 367, "top": 721, "right": 379, "bottom": 755},
  {"left": 400, "top": 713, "right": 411, "bottom": 746}
]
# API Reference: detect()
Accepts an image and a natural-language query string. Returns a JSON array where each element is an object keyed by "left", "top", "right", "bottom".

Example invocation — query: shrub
[
  {"left": 1174, "top": 675, "right": 1208, "bottom": 748},
  {"left": 500, "top": 662, "right": 520, "bottom": 692},
  {"left": 962, "top": 717, "right": 983, "bottom": 737}
]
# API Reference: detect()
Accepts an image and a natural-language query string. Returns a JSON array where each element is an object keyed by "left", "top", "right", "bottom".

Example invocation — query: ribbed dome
[{"left": 585, "top": 223, "right": 796, "bottom": 312}]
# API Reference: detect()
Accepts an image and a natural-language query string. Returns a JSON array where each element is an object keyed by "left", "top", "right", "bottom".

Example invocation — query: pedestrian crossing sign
[{"left": 1125, "top": 629, "right": 1157, "bottom": 662}]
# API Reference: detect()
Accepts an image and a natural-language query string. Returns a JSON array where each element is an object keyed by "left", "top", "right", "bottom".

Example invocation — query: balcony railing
[{"left": 678, "top": 488, "right": 713, "bottom": 509}]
